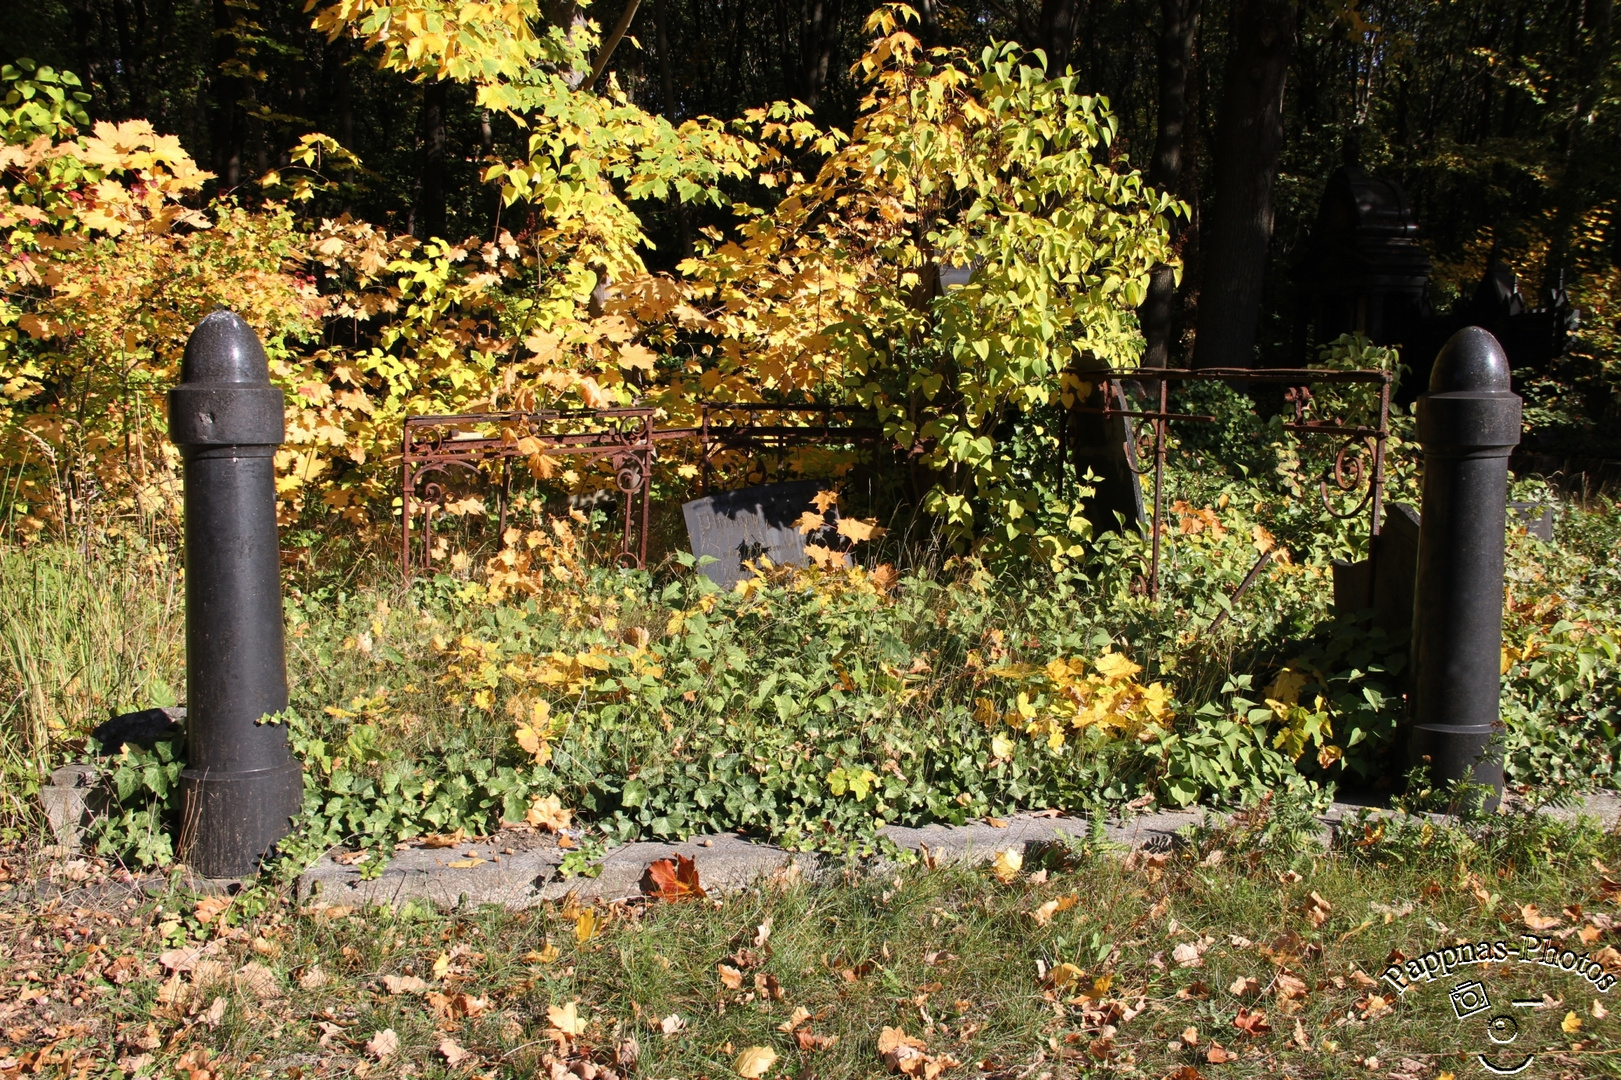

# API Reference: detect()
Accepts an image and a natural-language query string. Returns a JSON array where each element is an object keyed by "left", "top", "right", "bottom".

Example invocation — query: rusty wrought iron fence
[
  {"left": 399, "top": 404, "right": 880, "bottom": 579},
  {"left": 1078, "top": 366, "right": 1392, "bottom": 609},
  {"left": 398, "top": 369, "right": 1391, "bottom": 598}
]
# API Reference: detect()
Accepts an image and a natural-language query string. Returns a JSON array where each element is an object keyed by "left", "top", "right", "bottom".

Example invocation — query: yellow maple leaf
[
  {"left": 734, "top": 1045, "right": 778, "bottom": 1078},
  {"left": 991, "top": 847, "right": 1023, "bottom": 884},
  {"left": 811, "top": 489, "right": 840, "bottom": 512},
  {"left": 1093, "top": 652, "right": 1142, "bottom": 682},
  {"left": 548, "top": 1001, "right": 588, "bottom": 1036},
  {"left": 617, "top": 343, "right": 657, "bottom": 371},
  {"left": 1563, "top": 1010, "right": 1583, "bottom": 1034},
  {"left": 793, "top": 510, "right": 827, "bottom": 535},
  {"left": 836, "top": 517, "right": 886, "bottom": 543}
]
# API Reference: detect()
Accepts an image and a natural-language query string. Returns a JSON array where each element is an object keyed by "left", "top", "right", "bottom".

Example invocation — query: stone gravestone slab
[{"left": 683, "top": 481, "right": 839, "bottom": 587}]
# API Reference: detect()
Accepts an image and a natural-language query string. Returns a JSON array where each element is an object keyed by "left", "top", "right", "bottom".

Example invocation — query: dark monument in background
[
  {"left": 1297, "top": 143, "right": 1434, "bottom": 356},
  {"left": 1070, "top": 379, "right": 1148, "bottom": 535},
  {"left": 1298, "top": 140, "right": 1578, "bottom": 400},
  {"left": 682, "top": 480, "right": 844, "bottom": 587}
]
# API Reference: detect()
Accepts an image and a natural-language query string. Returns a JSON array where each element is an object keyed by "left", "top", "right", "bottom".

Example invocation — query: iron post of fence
[
  {"left": 1408, "top": 327, "right": 1520, "bottom": 810},
  {"left": 168, "top": 311, "right": 303, "bottom": 878}
]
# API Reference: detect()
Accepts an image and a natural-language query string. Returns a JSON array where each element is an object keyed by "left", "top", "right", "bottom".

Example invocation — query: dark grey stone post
[
  {"left": 1408, "top": 326, "right": 1521, "bottom": 809},
  {"left": 168, "top": 310, "right": 303, "bottom": 877}
]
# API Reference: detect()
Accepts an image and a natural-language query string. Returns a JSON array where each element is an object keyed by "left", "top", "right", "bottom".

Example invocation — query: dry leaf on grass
[
  {"left": 233, "top": 962, "right": 281, "bottom": 1000},
  {"left": 734, "top": 1045, "right": 778, "bottom": 1078},
  {"left": 990, "top": 848, "right": 1023, "bottom": 884},
  {"left": 298, "top": 964, "right": 330, "bottom": 990},
  {"left": 193, "top": 895, "right": 231, "bottom": 925},
  {"left": 439, "top": 1037, "right": 471, "bottom": 1067},
  {"left": 1521, "top": 903, "right": 1562, "bottom": 931},
  {"left": 366, "top": 1029, "right": 400, "bottom": 1060},
  {"left": 1048, "top": 962, "right": 1084, "bottom": 990},
  {"left": 878, "top": 1026, "right": 959, "bottom": 1079},
  {"left": 1172, "top": 941, "right": 1206, "bottom": 968},
  {"left": 1232, "top": 1008, "right": 1271, "bottom": 1037},
  {"left": 1030, "top": 895, "right": 1077, "bottom": 926},
  {"left": 1205, "top": 1042, "right": 1236, "bottom": 1064},
  {"left": 719, "top": 963, "right": 745, "bottom": 990},
  {"left": 548, "top": 1001, "right": 588, "bottom": 1036},
  {"left": 1303, "top": 891, "right": 1332, "bottom": 928},
  {"left": 200, "top": 996, "right": 226, "bottom": 1027},
  {"left": 157, "top": 941, "right": 223, "bottom": 974},
  {"left": 382, "top": 974, "right": 427, "bottom": 995},
  {"left": 659, "top": 1014, "right": 686, "bottom": 1036},
  {"left": 1228, "top": 975, "right": 1260, "bottom": 997},
  {"left": 796, "top": 1030, "right": 839, "bottom": 1051},
  {"left": 575, "top": 909, "right": 600, "bottom": 942}
]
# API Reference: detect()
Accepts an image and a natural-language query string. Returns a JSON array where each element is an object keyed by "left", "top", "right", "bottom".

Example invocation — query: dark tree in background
[
  {"left": 1193, "top": 0, "right": 1295, "bottom": 368},
  {"left": 1139, "top": 0, "right": 1203, "bottom": 368}
]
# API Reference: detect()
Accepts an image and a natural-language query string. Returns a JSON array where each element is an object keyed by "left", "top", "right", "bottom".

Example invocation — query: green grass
[{"left": 3, "top": 807, "right": 1619, "bottom": 1079}]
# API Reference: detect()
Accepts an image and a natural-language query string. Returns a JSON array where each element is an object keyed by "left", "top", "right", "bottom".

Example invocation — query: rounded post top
[
  {"left": 1428, "top": 326, "right": 1511, "bottom": 394},
  {"left": 182, "top": 309, "right": 271, "bottom": 386}
]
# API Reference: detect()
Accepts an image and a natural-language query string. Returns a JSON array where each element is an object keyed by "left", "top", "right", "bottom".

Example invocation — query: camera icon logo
[{"left": 1450, "top": 980, "right": 1491, "bottom": 1020}]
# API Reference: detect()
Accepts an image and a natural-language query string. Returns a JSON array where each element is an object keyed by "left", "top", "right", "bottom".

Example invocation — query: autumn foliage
[{"left": 0, "top": 4, "right": 1175, "bottom": 560}]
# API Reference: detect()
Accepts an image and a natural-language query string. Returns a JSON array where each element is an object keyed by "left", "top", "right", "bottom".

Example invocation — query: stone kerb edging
[{"left": 292, "top": 792, "right": 1621, "bottom": 911}]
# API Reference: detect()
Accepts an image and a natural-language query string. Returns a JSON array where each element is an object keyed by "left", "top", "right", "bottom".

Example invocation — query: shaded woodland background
[{"left": 3, "top": 0, "right": 1617, "bottom": 374}]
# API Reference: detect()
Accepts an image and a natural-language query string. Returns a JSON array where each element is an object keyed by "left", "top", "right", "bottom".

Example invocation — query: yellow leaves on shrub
[{"left": 988, "top": 650, "right": 1171, "bottom": 751}]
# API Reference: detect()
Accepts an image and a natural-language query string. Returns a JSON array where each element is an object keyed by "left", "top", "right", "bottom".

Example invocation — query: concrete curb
[{"left": 294, "top": 791, "right": 1621, "bottom": 910}]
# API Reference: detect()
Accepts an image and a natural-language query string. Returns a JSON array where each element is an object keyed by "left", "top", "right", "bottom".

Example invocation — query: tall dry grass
[{"left": 0, "top": 538, "right": 184, "bottom": 827}]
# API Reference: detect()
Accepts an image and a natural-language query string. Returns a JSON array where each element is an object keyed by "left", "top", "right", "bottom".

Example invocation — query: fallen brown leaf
[
  {"left": 645, "top": 854, "right": 706, "bottom": 902},
  {"left": 366, "top": 1029, "right": 399, "bottom": 1061}
]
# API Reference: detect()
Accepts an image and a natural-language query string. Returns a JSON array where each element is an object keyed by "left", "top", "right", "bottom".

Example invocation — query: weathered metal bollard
[
  {"left": 169, "top": 310, "right": 303, "bottom": 877},
  {"left": 1408, "top": 326, "right": 1521, "bottom": 810}
]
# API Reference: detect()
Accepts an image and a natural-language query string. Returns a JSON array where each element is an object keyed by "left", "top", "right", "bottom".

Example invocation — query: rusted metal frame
[
  {"left": 1097, "top": 367, "right": 1392, "bottom": 610},
  {"left": 401, "top": 410, "right": 656, "bottom": 580},
  {"left": 1071, "top": 407, "right": 1217, "bottom": 424},
  {"left": 678, "top": 402, "right": 882, "bottom": 492},
  {"left": 401, "top": 405, "right": 884, "bottom": 579},
  {"left": 1104, "top": 366, "right": 1388, "bottom": 386}
]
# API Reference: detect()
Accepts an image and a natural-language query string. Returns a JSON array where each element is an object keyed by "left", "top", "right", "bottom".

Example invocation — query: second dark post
[{"left": 1408, "top": 326, "right": 1520, "bottom": 809}]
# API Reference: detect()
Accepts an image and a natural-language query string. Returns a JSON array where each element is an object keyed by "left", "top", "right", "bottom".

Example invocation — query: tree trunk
[
  {"left": 1542, "top": 0, "right": 1614, "bottom": 293},
  {"left": 1192, "top": 0, "right": 1295, "bottom": 370},
  {"left": 916, "top": 0, "right": 941, "bottom": 47},
  {"left": 1139, "top": 0, "right": 1202, "bottom": 368},
  {"left": 419, "top": 80, "right": 448, "bottom": 241},
  {"left": 655, "top": 0, "right": 694, "bottom": 259},
  {"left": 800, "top": 0, "right": 842, "bottom": 109},
  {"left": 210, "top": 0, "right": 246, "bottom": 189},
  {"left": 1037, "top": 0, "right": 1081, "bottom": 74}
]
